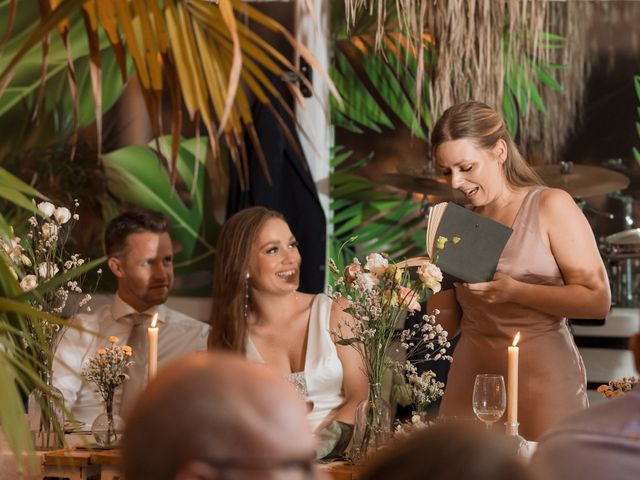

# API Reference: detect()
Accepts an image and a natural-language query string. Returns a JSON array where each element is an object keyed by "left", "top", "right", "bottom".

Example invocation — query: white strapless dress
[{"left": 246, "top": 293, "right": 345, "bottom": 432}]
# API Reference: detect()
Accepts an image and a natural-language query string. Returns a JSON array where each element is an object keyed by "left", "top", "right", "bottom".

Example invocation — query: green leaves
[
  {"left": 329, "top": 147, "right": 424, "bottom": 268},
  {"left": 102, "top": 136, "right": 213, "bottom": 263}
]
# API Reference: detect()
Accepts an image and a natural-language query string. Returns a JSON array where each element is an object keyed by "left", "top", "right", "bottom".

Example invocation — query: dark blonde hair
[
  {"left": 431, "top": 100, "right": 543, "bottom": 188},
  {"left": 208, "top": 207, "right": 285, "bottom": 353}
]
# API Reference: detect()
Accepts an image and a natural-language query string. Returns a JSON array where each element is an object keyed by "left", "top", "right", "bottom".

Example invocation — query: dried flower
[
  {"left": 597, "top": 376, "right": 638, "bottom": 398},
  {"left": 82, "top": 337, "right": 134, "bottom": 407}
]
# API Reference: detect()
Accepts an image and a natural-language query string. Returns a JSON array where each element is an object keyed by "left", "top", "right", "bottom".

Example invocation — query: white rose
[
  {"left": 38, "top": 262, "right": 59, "bottom": 279},
  {"left": 20, "top": 274, "right": 37, "bottom": 292},
  {"left": 37, "top": 202, "right": 55, "bottom": 217},
  {"left": 358, "top": 272, "right": 378, "bottom": 291},
  {"left": 53, "top": 207, "right": 71, "bottom": 224},
  {"left": 364, "top": 253, "right": 388, "bottom": 276},
  {"left": 417, "top": 262, "right": 443, "bottom": 293}
]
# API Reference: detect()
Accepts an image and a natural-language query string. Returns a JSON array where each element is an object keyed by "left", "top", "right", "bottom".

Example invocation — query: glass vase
[
  {"left": 350, "top": 383, "right": 392, "bottom": 461},
  {"left": 504, "top": 421, "right": 529, "bottom": 457},
  {"left": 91, "top": 400, "right": 124, "bottom": 448},
  {"left": 27, "top": 372, "right": 65, "bottom": 451}
]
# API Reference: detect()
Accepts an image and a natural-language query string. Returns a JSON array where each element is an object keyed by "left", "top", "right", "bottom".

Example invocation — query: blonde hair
[{"left": 431, "top": 101, "right": 543, "bottom": 188}]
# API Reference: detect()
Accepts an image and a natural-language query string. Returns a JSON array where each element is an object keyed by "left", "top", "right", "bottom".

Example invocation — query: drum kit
[{"left": 376, "top": 159, "right": 640, "bottom": 307}]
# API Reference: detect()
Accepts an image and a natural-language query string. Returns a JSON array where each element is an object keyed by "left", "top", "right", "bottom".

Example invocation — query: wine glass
[{"left": 472, "top": 374, "right": 506, "bottom": 429}]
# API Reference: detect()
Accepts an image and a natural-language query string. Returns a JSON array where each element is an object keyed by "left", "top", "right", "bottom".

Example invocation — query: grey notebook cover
[{"left": 434, "top": 202, "right": 513, "bottom": 284}]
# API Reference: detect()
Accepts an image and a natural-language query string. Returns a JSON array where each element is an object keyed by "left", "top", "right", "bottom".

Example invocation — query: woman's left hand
[{"left": 456, "top": 272, "right": 517, "bottom": 304}]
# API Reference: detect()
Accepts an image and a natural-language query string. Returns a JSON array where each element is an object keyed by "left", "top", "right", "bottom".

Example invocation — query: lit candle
[
  {"left": 507, "top": 331, "right": 520, "bottom": 425},
  {"left": 148, "top": 313, "right": 159, "bottom": 383}
]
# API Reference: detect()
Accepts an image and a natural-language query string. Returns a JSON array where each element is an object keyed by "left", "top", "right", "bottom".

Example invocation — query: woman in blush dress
[
  {"left": 208, "top": 207, "right": 368, "bottom": 456},
  {"left": 428, "top": 101, "right": 610, "bottom": 440}
]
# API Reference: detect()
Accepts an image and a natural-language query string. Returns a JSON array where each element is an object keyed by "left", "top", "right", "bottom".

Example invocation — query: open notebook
[{"left": 425, "top": 202, "right": 513, "bottom": 284}]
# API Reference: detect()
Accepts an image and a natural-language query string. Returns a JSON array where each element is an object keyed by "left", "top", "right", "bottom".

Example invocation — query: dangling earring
[{"left": 244, "top": 272, "right": 250, "bottom": 319}]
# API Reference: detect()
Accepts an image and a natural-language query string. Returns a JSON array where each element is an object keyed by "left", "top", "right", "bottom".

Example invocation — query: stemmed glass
[{"left": 472, "top": 374, "right": 506, "bottom": 429}]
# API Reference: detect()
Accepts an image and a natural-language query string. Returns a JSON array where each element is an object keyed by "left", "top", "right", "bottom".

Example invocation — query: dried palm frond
[
  {"left": 0, "top": 0, "right": 334, "bottom": 188},
  {"left": 342, "top": 0, "right": 598, "bottom": 162}
]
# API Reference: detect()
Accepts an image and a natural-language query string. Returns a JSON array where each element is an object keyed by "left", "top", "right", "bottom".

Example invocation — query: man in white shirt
[
  {"left": 53, "top": 209, "right": 210, "bottom": 425},
  {"left": 530, "top": 331, "right": 640, "bottom": 480}
]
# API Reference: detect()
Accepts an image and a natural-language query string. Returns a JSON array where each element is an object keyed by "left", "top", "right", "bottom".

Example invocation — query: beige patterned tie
[{"left": 120, "top": 313, "right": 150, "bottom": 418}]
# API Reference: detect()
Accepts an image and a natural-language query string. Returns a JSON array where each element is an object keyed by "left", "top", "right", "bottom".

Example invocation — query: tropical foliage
[
  {"left": 330, "top": 0, "right": 566, "bottom": 261},
  {"left": 0, "top": 0, "right": 320, "bottom": 461},
  {"left": 0, "top": 0, "right": 326, "bottom": 185}
]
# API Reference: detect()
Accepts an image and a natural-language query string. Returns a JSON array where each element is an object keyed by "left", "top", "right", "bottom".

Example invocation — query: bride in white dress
[{"left": 208, "top": 207, "right": 368, "bottom": 451}]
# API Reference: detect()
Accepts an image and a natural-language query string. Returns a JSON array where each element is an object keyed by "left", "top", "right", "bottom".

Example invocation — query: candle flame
[
  {"left": 512, "top": 331, "right": 521, "bottom": 346},
  {"left": 151, "top": 313, "right": 158, "bottom": 328}
]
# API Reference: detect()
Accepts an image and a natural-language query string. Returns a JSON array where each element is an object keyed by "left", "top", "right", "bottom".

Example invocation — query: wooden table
[
  {"left": 40, "top": 448, "right": 357, "bottom": 480},
  {"left": 320, "top": 461, "right": 361, "bottom": 479},
  {"left": 42, "top": 449, "right": 100, "bottom": 480},
  {"left": 90, "top": 450, "right": 122, "bottom": 480}
]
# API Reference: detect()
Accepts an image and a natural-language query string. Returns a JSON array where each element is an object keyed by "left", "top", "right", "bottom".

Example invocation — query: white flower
[
  {"left": 37, "top": 202, "right": 55, "bottom": 217},
  {"left": 20, "top": 274, "right": 37, "bottom": 292},
  {"left": 357, "top": 272, "right": 377, "bottom": 291},
  {"left": 41, "top": 222, "right": 58, "bottom": 239},
  {"left": 38, "top": 262, "right": 59, "bottom": 279},
  {"left": 53, "top": 207, "right": 71, "bottom": 224},
  {"left": 365, "top": 253, "right": 388, "bottom": 276},
  {"left": 417, "top": 262, "right": 443, "bottom": 293}
]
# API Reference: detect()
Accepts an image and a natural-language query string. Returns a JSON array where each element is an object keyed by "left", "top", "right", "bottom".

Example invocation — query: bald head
[{"left": 123, "top": 352, "right": 315, "bottom": 480}]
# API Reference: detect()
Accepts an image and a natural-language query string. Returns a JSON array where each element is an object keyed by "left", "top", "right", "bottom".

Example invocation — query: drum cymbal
[
  {"left": 605, "top": 228, "right": 640, "bottom": 246},
  {"left": 534, "top": 164, "right": 629, "bottom": 198},
  {"left": 374, "top": 172, "right": 454, "bottom": 197}
]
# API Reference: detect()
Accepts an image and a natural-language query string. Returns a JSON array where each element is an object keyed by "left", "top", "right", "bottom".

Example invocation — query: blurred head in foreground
[
  {"left": 361, "top": 421, "right": 541, "bottom": 480},
  {"left": 123, "top": 351, "right": 319, "bottom": 480}
]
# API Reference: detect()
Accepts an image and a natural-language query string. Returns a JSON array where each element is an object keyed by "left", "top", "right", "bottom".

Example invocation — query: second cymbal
[{"left": 534, "top": 164, "right": 630, "bottom": 198}]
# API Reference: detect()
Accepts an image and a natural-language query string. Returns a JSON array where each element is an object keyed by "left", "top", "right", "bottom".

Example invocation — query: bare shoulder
[
  {"left": 537, "top": 187, "right": 582, "bottom": 224},
  {"left": 538, "top": 187, "right": 577, "bottom": 210}
]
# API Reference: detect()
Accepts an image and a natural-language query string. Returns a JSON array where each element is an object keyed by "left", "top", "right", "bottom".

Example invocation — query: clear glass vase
[
  {"left": 91, "top": 400, "right": 124, "bottom": 448},
  {"left": 27, "top": 372, "right": 65, "bottom": 451},
  {"left": 350, "top": 383, "right": 392, "bottom": 461}
]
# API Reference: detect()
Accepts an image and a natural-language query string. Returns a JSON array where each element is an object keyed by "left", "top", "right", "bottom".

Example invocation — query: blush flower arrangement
[
  {"left": 328, "top": 250, "right": 450, "bottom": 459},
  {"left": 82, "top": 336, "right": 134, "bottom": 447}
]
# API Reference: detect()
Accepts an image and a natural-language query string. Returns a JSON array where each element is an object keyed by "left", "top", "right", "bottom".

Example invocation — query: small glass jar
[{"left": 91, "top": 407, "right": 125, "bottom": 448}]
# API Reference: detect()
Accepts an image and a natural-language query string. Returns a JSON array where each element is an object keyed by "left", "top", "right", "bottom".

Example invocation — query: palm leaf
[{"left": 101, "top": 136, "right": 213, "bottom": 261}]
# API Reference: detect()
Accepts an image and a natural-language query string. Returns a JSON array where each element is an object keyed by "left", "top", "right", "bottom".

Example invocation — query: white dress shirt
[{"left": 53, "top": 294, "right": 210, "bottom": 425}]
